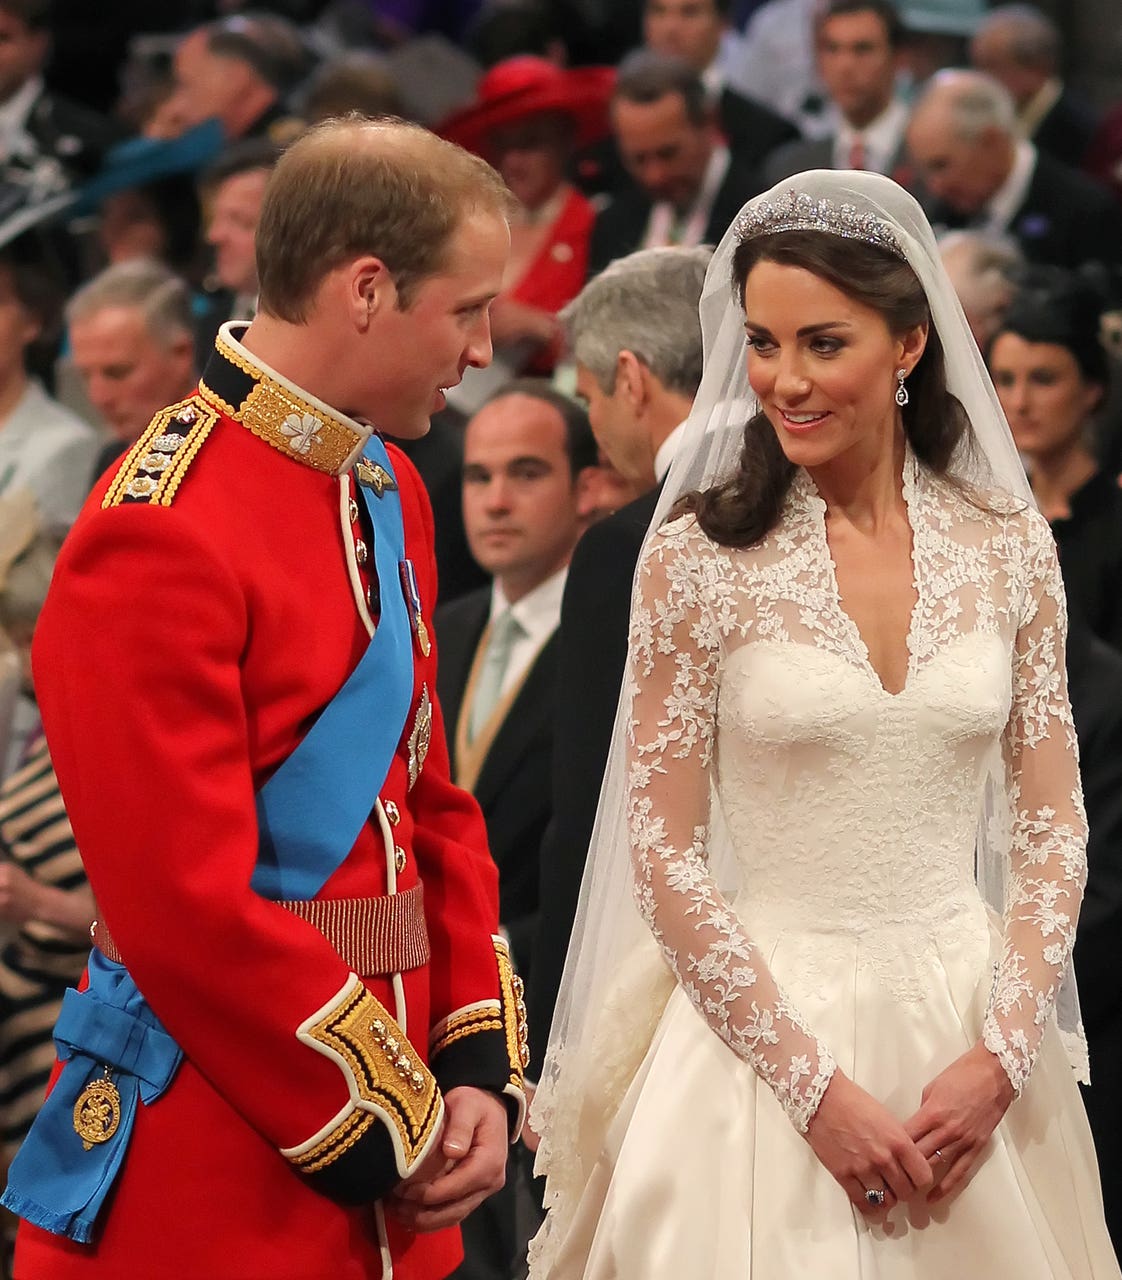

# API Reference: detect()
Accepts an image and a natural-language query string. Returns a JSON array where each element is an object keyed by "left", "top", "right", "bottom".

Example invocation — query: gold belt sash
[{"left": 91, "top": 883, "right": 431, "bottom": 977}]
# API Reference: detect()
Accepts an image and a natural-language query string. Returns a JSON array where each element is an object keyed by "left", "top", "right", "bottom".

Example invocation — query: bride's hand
[
  {"left": 805, "top": 1070, "right": 934, "bottom": 1215},
  {"left": 902, "top": 1041, "right": 1015, "bottom": 1204}
]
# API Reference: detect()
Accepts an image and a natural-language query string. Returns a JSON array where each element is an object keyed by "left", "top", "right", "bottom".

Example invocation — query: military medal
[
  {"left": 355, "top": 458, "right": 398, "bottom": 498},
  {"left": 74, "top": 1065, "right": 121, "bottom": 1150},
  {"left": 416, "top": 616, "right": 431, "bottom": 658},
  {"left": 399, "top": 559, "right": 431, "bottom": 657},
  {"left": 407, "top": 685, "right": 433, "bottom": 788}
]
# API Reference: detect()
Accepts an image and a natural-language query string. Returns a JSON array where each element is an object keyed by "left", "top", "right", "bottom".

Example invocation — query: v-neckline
[{"left": 802, "top": 451, "right": 923, "bottom": 700}]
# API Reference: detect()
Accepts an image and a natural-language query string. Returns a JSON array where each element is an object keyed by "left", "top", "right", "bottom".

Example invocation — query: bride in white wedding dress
[{"left": 527, "top": 171, "right": 1121, "bottom": 1278}]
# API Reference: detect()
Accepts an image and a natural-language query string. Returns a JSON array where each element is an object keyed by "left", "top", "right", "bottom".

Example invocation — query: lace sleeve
[
  {"left": 983, "top": 513, "right": 1088, "bottom": 1094},
  {"left": 626, "top": 523, "right": 836, "bottom": 1133}
]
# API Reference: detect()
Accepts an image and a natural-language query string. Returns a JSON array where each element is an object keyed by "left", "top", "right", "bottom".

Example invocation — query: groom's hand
[{"left": 386, "top": 1086, "right": 508, "bottom": 1232}]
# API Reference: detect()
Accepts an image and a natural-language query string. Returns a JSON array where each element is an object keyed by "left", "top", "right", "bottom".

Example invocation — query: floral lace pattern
[{"left": 626, "top": 454, "right": 1085, "bottom": 1130}]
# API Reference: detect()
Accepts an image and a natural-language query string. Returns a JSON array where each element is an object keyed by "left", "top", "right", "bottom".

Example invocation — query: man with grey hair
[
  {"left": 907, "top": 68, "right": 1121, "bottom": 268},
  {"left": 67, "top": 259, "right": 197, "bottom": 483},
  {"left": 525, "top": 245, "right": 711, "bottom": 1103},
  {"left": 568, "top": 246, "right": 710, "bottom": 487},
  {"left": 970, "top": 4, "right": 1098, "bottom": 165}
]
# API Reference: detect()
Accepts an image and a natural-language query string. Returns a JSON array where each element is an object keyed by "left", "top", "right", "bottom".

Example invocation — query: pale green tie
[{"left": 468, "top": 609, "right": 525, "bottom": 742}]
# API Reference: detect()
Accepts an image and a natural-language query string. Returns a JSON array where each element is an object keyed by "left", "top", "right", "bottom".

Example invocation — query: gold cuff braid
[
  {"left": 287, "top": 976, "right": 442, "bottom": 1178},
  {"left": 426, "top": 939, "right": 529, "bottom": 1089},
  {"left": 494, "top": 936, "right": 530, "bottom": 1086}
]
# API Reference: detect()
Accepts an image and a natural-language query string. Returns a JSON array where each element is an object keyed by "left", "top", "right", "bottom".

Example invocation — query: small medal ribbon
[{"left": 399, "top": 559, "right": 431, "bottom": 657}]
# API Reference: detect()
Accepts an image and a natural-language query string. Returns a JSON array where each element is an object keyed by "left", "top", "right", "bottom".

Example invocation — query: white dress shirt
[
  {"left": 701, "top": 61, "right": 725, "bottom": 105},
  {"left": 980, "top": 140, "right": 1037, "bottom": 237},
  {"left": 0, "top": 75, "right": 42, "bottom": 164},
  {"left": 833, "top": 98, "right": 910, "bottom": 175},
  {"left": 654, "top": 420, "right": 690, "bottom": 483},
  {"left": 489, "top": 567, "right": 568, "bottom": 700}
]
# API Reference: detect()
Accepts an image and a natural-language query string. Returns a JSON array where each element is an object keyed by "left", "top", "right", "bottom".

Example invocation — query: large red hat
[{"left": 438, "top": 56, "right": 616, "bottom": 157}]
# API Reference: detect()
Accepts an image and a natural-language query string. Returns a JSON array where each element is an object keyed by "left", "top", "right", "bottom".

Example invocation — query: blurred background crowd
[{"left": 0, "top": 0, "right": 1119, "bottom": 1276}]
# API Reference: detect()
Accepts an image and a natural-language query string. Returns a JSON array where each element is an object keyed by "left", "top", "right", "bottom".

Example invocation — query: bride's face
[{"left": 742, "top": 259, "right": 923, "bottom": 471}]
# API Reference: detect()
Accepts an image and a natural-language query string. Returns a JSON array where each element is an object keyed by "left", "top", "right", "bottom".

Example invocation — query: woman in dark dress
[{"left": 988, "top": 268, "right": 1122, "bottom": 650}]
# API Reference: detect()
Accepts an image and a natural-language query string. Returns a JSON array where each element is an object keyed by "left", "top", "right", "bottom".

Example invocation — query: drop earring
[{"left": 895, "top": 368, "right": 909, "bottom": 407}]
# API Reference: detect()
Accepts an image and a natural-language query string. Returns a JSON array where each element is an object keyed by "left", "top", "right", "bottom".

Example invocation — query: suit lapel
[
  {"left": 435, "top": 594, "right": 489, "bottom": 774},
  {"left": 472, "top": 632, "right": 558, "bottom": 808}
]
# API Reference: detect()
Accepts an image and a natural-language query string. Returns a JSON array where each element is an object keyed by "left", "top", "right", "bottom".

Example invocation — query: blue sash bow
[
  {"left": 2, "top": 952, "right": 183, "bottom": 1242},
  {"left": 2, "top": 438, "right": 416, "bottom": 1241}
]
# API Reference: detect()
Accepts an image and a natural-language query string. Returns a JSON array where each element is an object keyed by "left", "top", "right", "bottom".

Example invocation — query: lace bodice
[{"left": 626, "top": 454, "right": 1086, "bottom": 1132}]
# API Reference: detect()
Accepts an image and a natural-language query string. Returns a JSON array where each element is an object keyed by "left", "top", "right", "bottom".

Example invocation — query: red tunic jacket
[{"left": 18, "top": 330, "right": 526, "bottom": 1280}]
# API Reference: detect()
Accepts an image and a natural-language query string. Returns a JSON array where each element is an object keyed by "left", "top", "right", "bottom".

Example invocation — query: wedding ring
[
  {"left": 865, "top": 1188, "right": 886, "bottom": 1206},
  {"left": 934, "top": 1148, "right": 944, "bottom": 1162}
]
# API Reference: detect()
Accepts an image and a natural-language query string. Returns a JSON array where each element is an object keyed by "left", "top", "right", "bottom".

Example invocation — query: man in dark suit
[
  {"left": 0, "top": 0, "right": 124, "bottom": 197},
  {"left": 908, "top": 69, "right": 1121, "bottom": 269},
  {"left": 524, "top": 246, "right": 710, "bottom": 1112},
  {"left": 588, "top": 52, "right": 764, "bottom": 276},
  {"left": 1068, "top": 616, "right": 1122, "bottom": 1255},
  {"left": 764, "top": 0, "right": 913, "bottom": 187},
  {"left": 146, "top": 14, "right": 306, "bottom": 145},
  {"left": 435, "top": 380, "right": 598, "bottom": 981},
  {"left": 970, "top": 5, "right": 1098, "bottom": 167},
  {"left": 435, "top": 379, "right": 597, "bottom": 1280}
]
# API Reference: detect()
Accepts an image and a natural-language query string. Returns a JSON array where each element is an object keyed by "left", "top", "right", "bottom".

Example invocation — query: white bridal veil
[{"left": 528, "top": 169, "right": 1086, "bottom": 1273}]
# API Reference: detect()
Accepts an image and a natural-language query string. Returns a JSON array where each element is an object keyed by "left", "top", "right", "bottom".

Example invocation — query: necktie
[
  {"left": 848, "top": 136, "right": 867, "bottom": 170},
  {"left": 468, "top": 609, "right": 525, "bottom": 742}
]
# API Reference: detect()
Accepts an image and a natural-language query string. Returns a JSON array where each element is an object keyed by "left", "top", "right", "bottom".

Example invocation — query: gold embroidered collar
[{"left": 198, "top": 322, "right": 373, "bottom": 477}]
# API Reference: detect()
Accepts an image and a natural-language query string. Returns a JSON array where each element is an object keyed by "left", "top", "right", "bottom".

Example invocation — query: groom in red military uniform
[{"left": 3, "top": 119, "right": 527, "bottom": 1280}]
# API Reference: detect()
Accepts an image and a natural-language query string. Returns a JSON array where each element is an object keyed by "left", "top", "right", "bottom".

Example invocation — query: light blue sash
[{"left": 253, "top": 435, "right": 414, "bottom": 899}]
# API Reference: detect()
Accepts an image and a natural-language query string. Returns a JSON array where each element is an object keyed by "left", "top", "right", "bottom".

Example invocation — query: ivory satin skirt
[{"left": 543, "top": 919, "right": 1120, "bottom": 1279}]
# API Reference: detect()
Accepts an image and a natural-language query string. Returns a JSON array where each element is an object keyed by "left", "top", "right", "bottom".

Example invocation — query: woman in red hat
[{"left": 439, "top": 57, "right": 614, "bottom": 389}]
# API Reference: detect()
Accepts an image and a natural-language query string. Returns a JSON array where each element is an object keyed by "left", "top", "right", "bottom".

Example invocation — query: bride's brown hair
[{"left": 682, "top": 230, "right": 974, "bottom": 549}]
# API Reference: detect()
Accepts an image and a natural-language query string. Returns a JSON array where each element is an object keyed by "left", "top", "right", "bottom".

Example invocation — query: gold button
[
  {"left": 348, "top": 499, "right": 359, "bottom": 523},
  {"left": 384, "top": 801, "right": 400, "bottom": 826},
  {"left": 355, "top": 539, "right": 368, "bottom": 565},
  {"left": 394, "top": 845, "right": 407, "bottom": 874}
]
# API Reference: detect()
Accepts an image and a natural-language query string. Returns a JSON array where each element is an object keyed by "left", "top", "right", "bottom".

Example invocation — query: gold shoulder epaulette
[{"left": 102, "top": 396, "right": 219, "bottom": 510}]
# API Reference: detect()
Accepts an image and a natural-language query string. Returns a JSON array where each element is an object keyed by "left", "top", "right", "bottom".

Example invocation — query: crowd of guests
[{"left": 0, "top": 0, "right": 1119, "bottom": 1276}]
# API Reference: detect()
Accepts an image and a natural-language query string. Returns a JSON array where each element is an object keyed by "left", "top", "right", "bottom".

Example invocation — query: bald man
[{"left": 908, "top": 69, "right": 1121, "bottom": 269}]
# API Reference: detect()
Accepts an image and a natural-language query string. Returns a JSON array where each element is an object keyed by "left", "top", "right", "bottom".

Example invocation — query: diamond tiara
[{"left": 733, "top": 190, "right": 906, "bottom": 260}]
